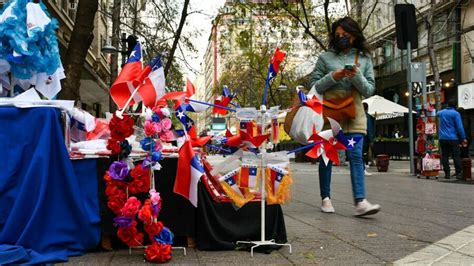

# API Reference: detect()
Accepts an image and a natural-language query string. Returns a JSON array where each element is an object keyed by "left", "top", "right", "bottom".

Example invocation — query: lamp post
[{"left": 102, "top": 33, "right": 129, "bottom": 112}]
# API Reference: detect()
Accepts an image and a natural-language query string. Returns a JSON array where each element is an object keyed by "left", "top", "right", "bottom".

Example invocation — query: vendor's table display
[{"left": 0, "top": 107, "right": 100, "bottom": 264}]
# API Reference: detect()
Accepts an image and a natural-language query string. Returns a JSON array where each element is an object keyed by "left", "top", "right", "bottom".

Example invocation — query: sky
[{"left": 183, "top": 0, "right": 226, "bottom": 82}]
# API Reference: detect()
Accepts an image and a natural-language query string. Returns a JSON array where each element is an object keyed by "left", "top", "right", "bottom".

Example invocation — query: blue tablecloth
[{"left": 0, "top": 107, "right": 100, "bottom": 264}]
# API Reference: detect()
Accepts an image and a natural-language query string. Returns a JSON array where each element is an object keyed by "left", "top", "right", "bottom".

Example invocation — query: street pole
[
  {"left": 407, "top": 41, "right": 415, "bottom": 175},
  {"left": 109, "top": 0, "right": 122, "bottom": 113}
]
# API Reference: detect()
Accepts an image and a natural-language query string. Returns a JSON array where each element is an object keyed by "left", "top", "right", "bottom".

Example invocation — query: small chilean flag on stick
[
  {"left": 262, "top": 48, "right": 286, "bottom": 106},
  {"left": 137, "top": 56, "right": 166, "bottom": 108},
  {"left": 174, "top": 140, "right": 205, "bottom": 207},
  {"left": 110, "top": 42, "right": 143, "bottom": 109}
]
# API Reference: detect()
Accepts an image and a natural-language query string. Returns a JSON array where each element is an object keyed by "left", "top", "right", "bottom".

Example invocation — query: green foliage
[{"left": 215, "top": 2, "right": 321, "bottom": 108}]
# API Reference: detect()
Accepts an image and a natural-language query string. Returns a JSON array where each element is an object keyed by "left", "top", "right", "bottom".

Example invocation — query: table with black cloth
[
  {"left": 0, "top": 107, "right": 101, "bottom": 264},
  {"left": 99, "top": 157, "right": 288, "bottom": 250},
  {"left": 153, "top": 158, "right": 287, "bottom": 250}
]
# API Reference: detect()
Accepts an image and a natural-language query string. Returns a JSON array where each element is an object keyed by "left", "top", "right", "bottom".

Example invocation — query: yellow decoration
[{"left": 265, "top": 166, "right": 293, "bottom": 205}]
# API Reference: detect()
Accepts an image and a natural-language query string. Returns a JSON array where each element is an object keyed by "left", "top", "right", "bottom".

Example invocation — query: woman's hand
[
  {"left": 332, "top": 66, "right": 358, "bottom": 81},
  {"left": 344, "top": 65, "right": 358, "bottom": 78},
  {"left": 332, "top": 69, "right": 346, "bottom": 81}
]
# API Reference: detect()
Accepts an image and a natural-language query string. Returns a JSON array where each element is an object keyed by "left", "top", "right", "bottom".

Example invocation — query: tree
[
  {"left": 214, "top": 3, "right": 305, "bottom": 108},
  {"left": 119, "top": 0, "right": 196, "bottom": 88},
  {"left": 58, "top": 0, "right": 98, "bottom": 102}
]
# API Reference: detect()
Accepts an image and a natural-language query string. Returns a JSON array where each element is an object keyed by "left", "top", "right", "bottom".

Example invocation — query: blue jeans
[{"left": 319, "top": 133, "right": 366, "bottom": 203}]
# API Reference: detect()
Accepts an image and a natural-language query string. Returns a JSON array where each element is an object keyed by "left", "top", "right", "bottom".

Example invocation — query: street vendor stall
[{"left": 0, "top": 107, "right": 100, "bottom": 264}]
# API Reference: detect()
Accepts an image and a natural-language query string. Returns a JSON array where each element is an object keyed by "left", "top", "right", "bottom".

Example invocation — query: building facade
[
  {"left": 45, "top": 0, "right": 111, "bottom": 117},
  {"left": 350, "top": 0, "right": 469, "bottom": 137}
]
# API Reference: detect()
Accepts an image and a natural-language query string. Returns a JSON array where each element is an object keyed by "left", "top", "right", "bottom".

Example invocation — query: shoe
[
  {"left": 455, "top": 173, "right": 463, "bottom": 180},
  {"left": 321, "top": 197, "right": 335, "bottom": 213},
  {"left": 354, "top": 199, "right": 380, "bottom": 217},
  {"left": 364, "top": 170, "right": 373, "bottom": 176}
]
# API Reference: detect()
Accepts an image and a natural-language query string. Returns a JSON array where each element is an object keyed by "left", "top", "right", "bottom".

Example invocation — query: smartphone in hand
[{"left": 344, "top": 64, "right": 355, "bottom": 70}]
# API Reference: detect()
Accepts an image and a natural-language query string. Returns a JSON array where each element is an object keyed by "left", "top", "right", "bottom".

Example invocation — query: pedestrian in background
[
  {"left": 308, "top": 17, "right": 380, "bottom": 216},
  {"left": 457, "top": 107, "right": 471, "bottom": 159},
  {"left": 438, "top": 99, "right": 467, "bottom": 179},
  {"left": 363, "top": 102, "right": 375, "bottom": 175}
]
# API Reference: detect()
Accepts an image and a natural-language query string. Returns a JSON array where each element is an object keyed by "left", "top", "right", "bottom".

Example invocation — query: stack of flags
[{"left": 110, "top": 42, "right": 166, "bottom": 109}]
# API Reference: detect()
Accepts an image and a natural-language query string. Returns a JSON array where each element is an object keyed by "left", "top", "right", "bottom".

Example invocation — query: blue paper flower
[
  {"left": 140, "top": 137, "right": 155, "bottom": 151},
  {"left": 151, "top": 151, "right": 162, "bottom": 162},
  {"left": 155, "top": 227, "right": 173, "bottom": 245},
  {"left": 152, "top": 113, "right": 161, "bottom": 122}
]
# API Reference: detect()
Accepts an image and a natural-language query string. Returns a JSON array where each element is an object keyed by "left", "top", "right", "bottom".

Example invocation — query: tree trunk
[
  {"left": 164, "top": 0, "right": 190, "bottom": 77},
  {"left": 109, "top": 0, "right": 121, "bottom": 112},
  {"left": 58, "top": 0, "right": 98, "bottom": 102},
  {"left": 355, "top": 0, "right": 363, "bottom": 25},
  {"left": 427, "top": 0, "right": 441, "bottom": 111}
]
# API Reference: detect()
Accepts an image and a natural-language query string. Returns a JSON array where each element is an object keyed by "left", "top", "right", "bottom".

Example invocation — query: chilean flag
[
  {"left": 268, "top": 165, "right": 287, "bottom": 196},
  {"left": 213, "top": 85, "right": 234, "bottom": 115},
  {"left": 174, "top": 140, "right": 204, "bottom": 207},
  {"left": 219, "top": 168, "right": 244, "bottom": 197},
  {"left": 239, "top": 120, "right": 254, "bottom": 136},
  {"left": 263, "top": 48, "right": 286, "bottom": 105},
  {"left": 137, "top": 56, "right": 166, "bottom": 108},
  {"left": 239, "top": 165, "right": 259, "bottom": 189},
  {"left": 110, "top": 42, "right": 143, "bottom": 109},
  {"left": 176, "top": 104, "right": 195, "bottom": 132}
]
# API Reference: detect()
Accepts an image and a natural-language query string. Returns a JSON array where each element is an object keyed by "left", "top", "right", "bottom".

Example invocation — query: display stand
[
  {"left": 236, "top": 106, "right": 292, "bottom": 257},
  {"left": 415, "top": 89, "right": 440, "bottom": 179}
]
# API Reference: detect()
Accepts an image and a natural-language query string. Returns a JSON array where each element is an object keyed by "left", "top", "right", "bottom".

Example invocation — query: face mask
[{"left": 335, "top": 36, "right": 352, "bottom": 50}]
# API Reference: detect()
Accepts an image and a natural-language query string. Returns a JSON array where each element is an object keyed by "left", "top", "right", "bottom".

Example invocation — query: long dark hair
[{"left": 329, "top": 17, "right": 370, "bottom": 55}]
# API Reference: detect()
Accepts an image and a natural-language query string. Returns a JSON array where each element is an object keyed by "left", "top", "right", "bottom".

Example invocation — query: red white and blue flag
[
  {"left": 137, "top": 56, "right": 166, "bottom": 108},
  {"left": 110, "top": 42, "right": 143, "bottom": 109},
  {"left": 239, "top": 120, "right": 254, "bottom": 136},
  {"left": 219, "top": 168, "right": 244, "bottom": 197},
  {"left": 268, "top": 165, "right": 287, "bottom": 196},
  {"left": 175, "top": 103, "right": 195, "bottom": 133},
  {"left": 213, "top": 85, "right": 235, "bottom": 115},
  {"left": 174, "top": 140, "right": 205, "bottom": 207},
  {"left": 239, "top": 165, "right": 259, "bottom": 189},
  {"left": 262, "top": 48, "right": 286, "bottom": 105}
]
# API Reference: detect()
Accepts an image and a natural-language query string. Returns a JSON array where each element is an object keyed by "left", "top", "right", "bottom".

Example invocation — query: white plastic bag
[{"left": 289, "top": 106, "right": 324, "bottom": 144}]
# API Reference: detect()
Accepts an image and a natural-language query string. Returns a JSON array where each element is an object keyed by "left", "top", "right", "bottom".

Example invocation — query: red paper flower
[
  {"left": 144, "top": 242, "right": 172, "bottom": 263},
  {"left": 117, "top": 221, "right": 144, "bottom": 247},
  {"left": 107, "top": 138, "right": 121, "bottom": 154},
  {"left": 107, "top": 194, "right": 127, "bottom": 215},
  {"left": 105, "top": 183, "right": 126, "bottom": 197},
  {"left": 109, "top": 113, "right": 135, "bottom": 141},
  {"left": 128, "top": 164, "right": 150, "bottom": 194},
  {"left": 128, "top": 178, "right": 150, "bottom": 195},
  {"left": 144, "top": 221, "right": 164, "bottom": 241},
  {"left": 130, "top": 164, "right": 149, "bottom": 179},
  {"left": 138, "top": 199, "right": 154, "bottom": 224},
  {"left": 120, "top": 197, "right": 142, "bottom": 218}
]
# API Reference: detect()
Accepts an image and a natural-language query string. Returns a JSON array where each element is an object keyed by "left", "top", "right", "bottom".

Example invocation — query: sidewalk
[{"left": 62, "top": 158, "right": 474, "bottom": 265}]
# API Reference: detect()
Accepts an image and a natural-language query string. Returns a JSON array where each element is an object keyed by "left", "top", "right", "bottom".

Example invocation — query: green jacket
[{"left": 308, "top": 48, "right": 375, "bottom": 134}]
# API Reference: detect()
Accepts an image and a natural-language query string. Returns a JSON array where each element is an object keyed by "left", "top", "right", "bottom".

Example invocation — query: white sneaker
[
  {"left": 321, "top": 197, "right": 335, "bottom": 213},
  {"left": 354, "top": 199, "right": 380, "bottom": 217},
  {"left": 364, "top": 170, "right": 373, "bottom": 176}
]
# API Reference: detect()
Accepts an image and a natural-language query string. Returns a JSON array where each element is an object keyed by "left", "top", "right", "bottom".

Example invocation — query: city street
[{"left": 63, "top": 160, "right": 474, "bottom": 265}]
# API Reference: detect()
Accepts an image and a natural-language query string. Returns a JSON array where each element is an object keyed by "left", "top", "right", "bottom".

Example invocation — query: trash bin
[
  {"left": 462, "top": 158, "right": 472, "bottom": 181},
  {"left": 376, "top": 154, "right": 390, "bottom": 172}
]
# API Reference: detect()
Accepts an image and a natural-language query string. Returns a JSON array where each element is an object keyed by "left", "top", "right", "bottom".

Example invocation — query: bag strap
[{"left": 354, "top": 52, "right": 359, "bottom": 66}]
